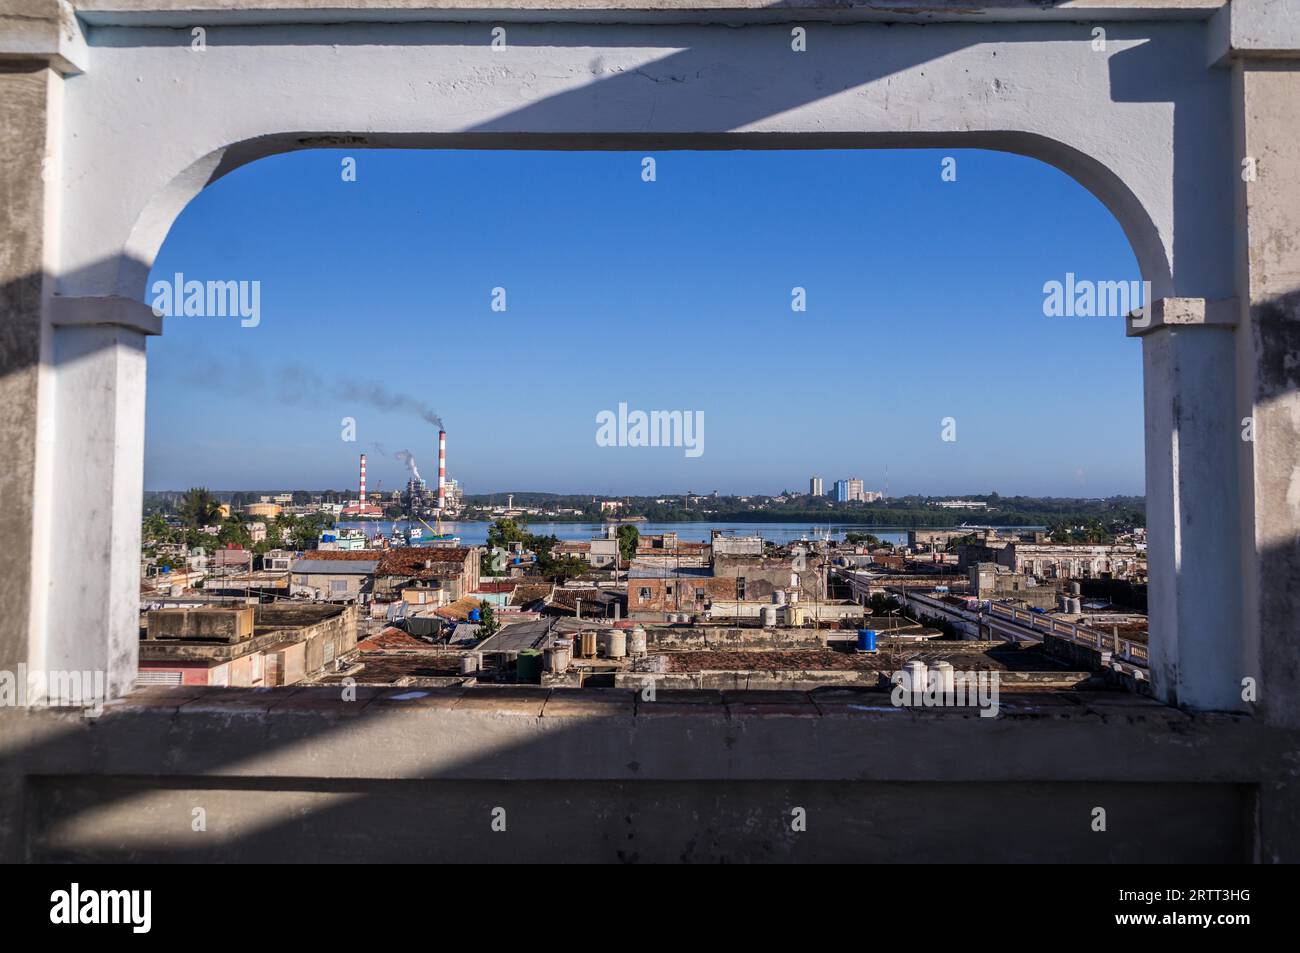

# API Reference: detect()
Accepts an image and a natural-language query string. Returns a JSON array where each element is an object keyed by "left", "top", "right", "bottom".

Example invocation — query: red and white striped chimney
[
  {"left": 358, "top": 453, "right": 367, "bottom": 505},
  {"left": 437, "top": 430, "right": 446, "bottom": 509}
]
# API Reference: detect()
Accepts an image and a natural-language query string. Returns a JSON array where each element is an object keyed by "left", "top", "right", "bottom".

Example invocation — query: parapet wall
[
  {"left": 3, "top": 684, "right": 1296, "bottom": 863},
  {"left": 646, "top": 627, "right": 826, "bottom": 649}
]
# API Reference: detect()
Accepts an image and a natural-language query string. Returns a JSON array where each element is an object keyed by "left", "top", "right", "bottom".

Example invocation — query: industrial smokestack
[
  {"left": 437, "top": 429, "right": 446, "bottom": 510},
  {"left": 359, "top": 453, "right": 367, "bottom": 505}
]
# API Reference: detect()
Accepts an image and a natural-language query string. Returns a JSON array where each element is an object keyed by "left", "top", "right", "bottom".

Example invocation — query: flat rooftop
[
  {"left": 475, "top": 618, "right": 557, "bottom": 654},
  {"left": 628, "top": 564, "right": 712, "bottom": 579},
  {"left": 318, "top": 652, "right": 466, "bottom": 684}
]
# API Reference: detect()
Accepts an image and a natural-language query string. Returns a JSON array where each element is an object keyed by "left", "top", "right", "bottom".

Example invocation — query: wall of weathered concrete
[
  {"left": 1232, "top": 60, "right": 1300, "bottom": 730},
  {"left": 25, "top": 777, "right": 1251, "bottom": 863},
  {"left": 0, "top": 65, "right": 50, "bottom": 710},
  {"left": 1, "top": 685, "right": 1289, "bottom": 862},
  {"left": 646, "top": 627, "right": 826, "bottom": 649}
]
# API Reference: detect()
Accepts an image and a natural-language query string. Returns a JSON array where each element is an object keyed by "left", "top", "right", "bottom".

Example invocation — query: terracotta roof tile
[
  {"left": 377, "top": 547, "right": 474, "bottom": 578},
  {"left": 356, "top": 626, "right": 436, "bottom": 651}
]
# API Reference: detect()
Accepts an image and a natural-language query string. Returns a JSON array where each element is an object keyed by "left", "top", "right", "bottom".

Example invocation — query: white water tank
[
  {"left": 607, "top": 629, "right": 627, "bottom": 658},
  {"left": 599, "top": 629, "right": 618, "bottom": 654},
  {"left": 460, "top": 653, "right": 479, "bottom": 675},
  {"left": 760, "top": 605, "right": 779, "bottom": 628},
  {"left": 900, "top": 660, "right": 929, "bottom": 695},
  {"left": 931, "top": 660, "right": 956, "bottom": 696},
  {"left": 629, "top": 627, "right": 648, "bottom": 656},
  {"left": 545, "top": 642, "right": 571, "bottom": 673},
  {"left": 772, "top": 589, "right": 786, "bottom": 605}
]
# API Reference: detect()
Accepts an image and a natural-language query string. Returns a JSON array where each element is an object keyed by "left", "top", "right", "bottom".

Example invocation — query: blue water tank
[
  {"left": 857, "top": 629, "right": 878, "bottom": 653},
  {"left": 469, "top": 608, "right": 481, "bottom": 622}
]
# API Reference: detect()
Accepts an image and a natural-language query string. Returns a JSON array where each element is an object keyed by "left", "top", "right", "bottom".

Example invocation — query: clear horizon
[{"left": 144, "top": 487, "right": 1143, "bottom": 501}]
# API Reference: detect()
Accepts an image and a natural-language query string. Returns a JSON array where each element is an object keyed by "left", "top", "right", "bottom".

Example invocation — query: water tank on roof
[
  {"left": 900, "top": 660, "right": 929, "bottom": 696},
  {"left": 629, "top": 627, "right": 648, "bottom": 656},
  {"left": 857, "top": 629, "right": 878, "bottom": 653},
  {"left": 760, "top": 605, "right": 778, "bottom": 628},
  {"left": 931, "top": 660, "right": 956, "bottom": 696},
  {"left": 469, "top": 608, "right": 481, "bottom": 622},
  {"left": 544, "top": 643, "right": 571, "bottom": 673},
  {"left": 607, "top": 630, "right": 627, "bottom": 659},
  {"left": 516, "top": 649, "right": 543, "bottom": 683}
]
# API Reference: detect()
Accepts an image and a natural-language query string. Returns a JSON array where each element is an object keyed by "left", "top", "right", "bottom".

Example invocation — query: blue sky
[{"left": 145, "top": 148, "right": 1144, "bottom": 497}]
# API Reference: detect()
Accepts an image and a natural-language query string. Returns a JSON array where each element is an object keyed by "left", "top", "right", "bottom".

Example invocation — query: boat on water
[{"left": 415, "top": 517, "right": 460, "bottom": 546}]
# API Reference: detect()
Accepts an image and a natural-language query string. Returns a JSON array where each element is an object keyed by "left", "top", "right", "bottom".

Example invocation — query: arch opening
[{"left": 137, "top": 145, "right": 1154, "bottom": 697}]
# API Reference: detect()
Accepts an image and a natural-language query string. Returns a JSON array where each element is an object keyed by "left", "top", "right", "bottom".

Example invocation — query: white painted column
[
  {"left": 1130, "top": 298, "right": 1244, "bottom": 711},
  {"left": 42, "top": 297, "right": 159, "bottom": 698}
]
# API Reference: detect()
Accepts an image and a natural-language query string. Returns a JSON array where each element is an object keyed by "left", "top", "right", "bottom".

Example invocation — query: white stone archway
[{"left": 2, "top": 0, "right": 1300, "bottom": 864}]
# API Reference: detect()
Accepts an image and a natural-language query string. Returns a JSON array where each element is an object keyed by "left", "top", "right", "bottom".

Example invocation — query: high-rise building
[
  {"left": 834, "top": 478, "right": 868, "bottom": 503},
  {"left": 810, "top": 476, "right": 823, "bottom": 497}
]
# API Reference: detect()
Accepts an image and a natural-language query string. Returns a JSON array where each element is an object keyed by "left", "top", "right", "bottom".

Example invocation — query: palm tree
[
  {"left": 179, "top": 487, "right": 221, "bottom": 528},
  {"left": 143, "top": 512, "right": 170, "bottom": 543}
]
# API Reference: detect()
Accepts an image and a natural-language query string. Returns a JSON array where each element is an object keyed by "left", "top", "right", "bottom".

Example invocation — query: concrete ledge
[
  {"left": 24, "top": 777, "right": 1253, "bottom": 863},
  {"left": 68, "top": 0, "right": 1228, "bottom": 29},
  {"left": 0, "top": 0, "right": 88, "bottom": 74},
  {"left": 4, "top": 685, "right": 1293, "bottom": 861},
  {"left": 1209, "top": 0, "right": 1300, "bottom": 66},
  {"left": 1, "top": 684, "right": 1282, "bottom": 783},
  {"left": 1126, "top": 296, "right": 1237, "bottom": 336},
  {"left": 49, "top": 294, "right": 163, "bottom": 335}
]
